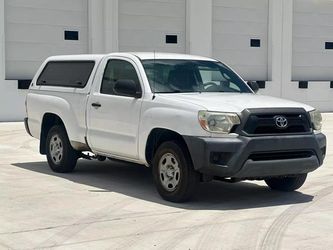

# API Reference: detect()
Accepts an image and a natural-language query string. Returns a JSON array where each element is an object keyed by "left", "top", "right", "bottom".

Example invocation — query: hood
[{"left": 157, "top": 93, "right": 314, "bottom": 113}]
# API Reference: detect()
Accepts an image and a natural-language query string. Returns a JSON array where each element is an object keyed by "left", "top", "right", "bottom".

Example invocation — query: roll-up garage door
[
  {"left": 118, "top": 0, "right": 186, "bottom": 53},
  {"left": 293, "top": 0, "right": 333, "bottom": 81},
  {"left": 212, "top": 0, "right": 269, "bottom": 81},
  {"left": 5, "top": 0, "right": 89, "bottom": 80}
]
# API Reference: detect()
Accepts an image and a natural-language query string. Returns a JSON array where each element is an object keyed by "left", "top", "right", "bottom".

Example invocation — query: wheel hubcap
[
  {"left": 159, "top": 153, "right": 180, "bottom": 192},
  {"left": 49, "top": 134, "right": 63, "bottom": 164}
]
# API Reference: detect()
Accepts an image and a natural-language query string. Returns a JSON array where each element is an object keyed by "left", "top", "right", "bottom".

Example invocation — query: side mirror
[
  {"left": 247, "top": 81, "right": 259, "bottom": 93},
  {"left": 114, "top": 79, "right": 142, "bottom": 98}
]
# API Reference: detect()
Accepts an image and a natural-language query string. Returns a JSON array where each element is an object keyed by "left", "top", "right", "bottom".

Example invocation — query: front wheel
[
  {"left": 152, "top": 141, "right": 199, "bottom": 202},
  {"left": 46, "top": 125, "right": 79, "bottom": 173},
  {"left": 265, "top": 174, "right": 307, "bottom": 192}
]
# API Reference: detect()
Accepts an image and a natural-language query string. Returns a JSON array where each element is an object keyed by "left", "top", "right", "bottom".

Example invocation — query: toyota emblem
[{"left": 275, "top": 116, "right": 288, "bottom": 129}]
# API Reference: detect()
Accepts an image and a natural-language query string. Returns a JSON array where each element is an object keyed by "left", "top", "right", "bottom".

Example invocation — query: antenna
[{"left": 152, "top": 50, "right": 156, "bottom": 100}]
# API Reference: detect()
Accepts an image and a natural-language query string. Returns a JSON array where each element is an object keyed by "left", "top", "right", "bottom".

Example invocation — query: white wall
[
  {"left": 0, "top": 82, "right": 26, "bottom": 122},
  {"left": 1, "top": 0, "right": 90, "bottom": 122},
  {"left": 1, "top": 0, "right": 333, "bottom": 122},
  {"left": 186, "top": 0, "right": 212, "bottom": 57},
  {"left": 261, "top": 0, "right": 333, "bottom": 113},
  {"left": 0, "top": 0, "right": 26, "bottom": 122}
]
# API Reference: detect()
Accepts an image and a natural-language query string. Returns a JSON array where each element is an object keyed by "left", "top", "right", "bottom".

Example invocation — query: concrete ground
[{"left": 0, "top": 115, "right": 333, "bottom": 250}]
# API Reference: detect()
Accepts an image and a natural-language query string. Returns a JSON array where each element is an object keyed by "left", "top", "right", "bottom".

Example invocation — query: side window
[
  {"left": 101, "top": 59, "right": 141, "bottom": 95},
  {"left": 37, "top": 61, "right": 95, "bottom": 88}
]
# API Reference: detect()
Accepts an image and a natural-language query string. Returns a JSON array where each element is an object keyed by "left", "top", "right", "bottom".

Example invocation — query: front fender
[{"left": 138, "top": 106, "right": 210, "bottom": 163}]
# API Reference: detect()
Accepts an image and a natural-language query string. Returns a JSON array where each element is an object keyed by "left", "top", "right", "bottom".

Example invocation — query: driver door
[{"left": 87, "top": 58, "right": 143, "bottom": 159}]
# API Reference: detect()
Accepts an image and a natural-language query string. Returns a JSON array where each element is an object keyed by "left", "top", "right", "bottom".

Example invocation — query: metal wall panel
[
  {"left": 212, "top": 0, "right": 269, "bottom": 81},
  {"left": 5, "top": 0, "right": 89, "bottom": 79},
  {"left": 118, "top": 0, "right": 186, "bottom": 53},
  {"left": 293, "top": 0, "right": 333, "bottom": 81}
]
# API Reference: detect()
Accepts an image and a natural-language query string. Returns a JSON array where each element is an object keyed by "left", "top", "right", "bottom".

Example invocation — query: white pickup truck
[{"left": 25, "top": 52, "right": 326, "bottom": 202}]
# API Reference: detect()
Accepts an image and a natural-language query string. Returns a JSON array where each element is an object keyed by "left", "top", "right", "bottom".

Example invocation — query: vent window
[
  {"left": 64, "top": 31, "right": 79, "bottom": 41},
  {"left": 250, "top": 39, "right": 261, "bottom": 47},
  {"left": 325, "top": 42, "right": 333, "bottom": 50},
  {"left": 299, "top": 81, "right": 308, "bottom": 89},
  {"left": 166, "top": 35, "right": 178, "bottom": 44}
]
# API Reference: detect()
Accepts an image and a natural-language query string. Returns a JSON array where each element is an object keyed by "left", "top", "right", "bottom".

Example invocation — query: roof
[
  {"left": 46, "top": 52, "right": 218, "bottom": 62},
  {"left": 46, "top": 54, "right": 105, "bottom": 61},
  {"left": 128, "top": 52, "right": 217, "bottom": 61}
]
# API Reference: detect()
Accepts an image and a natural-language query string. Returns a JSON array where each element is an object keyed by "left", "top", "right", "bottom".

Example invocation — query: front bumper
[{"left": 184, "top": 133, "right": 326, "bottom": 179}]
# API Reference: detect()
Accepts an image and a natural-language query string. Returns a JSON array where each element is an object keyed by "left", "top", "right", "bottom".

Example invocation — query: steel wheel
[
  {"left": 46, "top": 125, "right": 78, "bottom": 173},
  {"left": 153, "top": 141, "right": 199, "bottom": 202},
  {"left": 158, "top": 152, "right": 181, "bottom": 192},
  {"left": 49, "top": 134, "right": 63, "bottom": 164}
]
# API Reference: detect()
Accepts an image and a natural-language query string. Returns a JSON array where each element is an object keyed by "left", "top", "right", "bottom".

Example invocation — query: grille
[
  {"left": 242, "top": 113, "right": 311, "bottom": 135},
  {"left": 249, "top": 151, "right": 314, "bottom": 161}
]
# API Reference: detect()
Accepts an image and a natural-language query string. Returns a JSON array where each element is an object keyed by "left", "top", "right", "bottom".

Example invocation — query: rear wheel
[
  {"left": 46, "top": 125, "right": 79, "bottom": 173},
  {"left": 152, "top": 141, "right": 199, "bottom": 202},
  {"left": 265, "top": 174, "right": 307, "bottom": 192}
]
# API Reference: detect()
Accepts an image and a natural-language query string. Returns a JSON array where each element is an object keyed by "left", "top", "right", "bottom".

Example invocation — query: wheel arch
[
  {"left": 145, "top": 128, "right": 190, "bottom": 166},
  {"left": 40, "top": 113, "right": 67, "bottom": 154}
]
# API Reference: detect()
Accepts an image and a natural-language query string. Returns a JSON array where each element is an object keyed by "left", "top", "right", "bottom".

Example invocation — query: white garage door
[
  {"left": 212, "top": 0, "right": 269, "bottom": 81},
  {"left": 5, "top": 0, "right": 89, "bottom": 80},
  {"left": 293, "top": 0, "right": 333, "bottom": 81},
  {"left": 118, "top": 0, "right": 186, "bottom": 53}
]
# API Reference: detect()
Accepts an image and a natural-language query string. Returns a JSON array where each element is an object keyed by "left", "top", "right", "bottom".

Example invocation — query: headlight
[
  {"left": 309, "top": 110, "right": 322, "bottom": 131},
  {"left": 198, "top": 111, "right": 240, "bottom": 134}
]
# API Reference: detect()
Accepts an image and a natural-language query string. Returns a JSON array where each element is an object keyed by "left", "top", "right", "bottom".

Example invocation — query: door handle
[{"left": 91, "top": 102, "right": 101, "bottom": 108}]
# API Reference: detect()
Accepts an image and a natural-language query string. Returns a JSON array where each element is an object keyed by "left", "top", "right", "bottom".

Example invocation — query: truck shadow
[{"left": 12, "top": 160, "right": 314, "bottom": 210}]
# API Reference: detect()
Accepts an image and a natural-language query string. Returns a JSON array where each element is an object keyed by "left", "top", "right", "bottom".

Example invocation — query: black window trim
[
  {"left": 36, "top": 60, "right": 96, "bottom": 88},
  {"left": 100, "top": 58, "right": 143, "bottom": 97}
]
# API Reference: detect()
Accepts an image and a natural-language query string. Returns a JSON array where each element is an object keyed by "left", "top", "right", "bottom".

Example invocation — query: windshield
[{"left": 142, "top": 59, "right": 251, "bottom": 93}]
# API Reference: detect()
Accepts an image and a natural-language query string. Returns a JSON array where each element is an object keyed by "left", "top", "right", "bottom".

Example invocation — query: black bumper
[
  {"left": 184, "top": 133, "right": 326, "bottom": 179},
  {"left": 24, "top": 117, "right": 32, "bottom": 137}
]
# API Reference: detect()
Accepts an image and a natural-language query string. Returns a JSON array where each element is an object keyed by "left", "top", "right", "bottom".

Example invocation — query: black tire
[
  {"left": 152, "top": 141, "right": 199, "bottom": 202},
  {"left": 265, "top": 174, "right": 307, "bottom": 192},
  {"left": 46, "top": 125, "right": 79, "bottom": 173}
]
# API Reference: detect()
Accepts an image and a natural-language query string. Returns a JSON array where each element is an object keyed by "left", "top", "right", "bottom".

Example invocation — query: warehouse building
[{"left": 0, "top": 0, "right": 333, "bottom": 121}]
